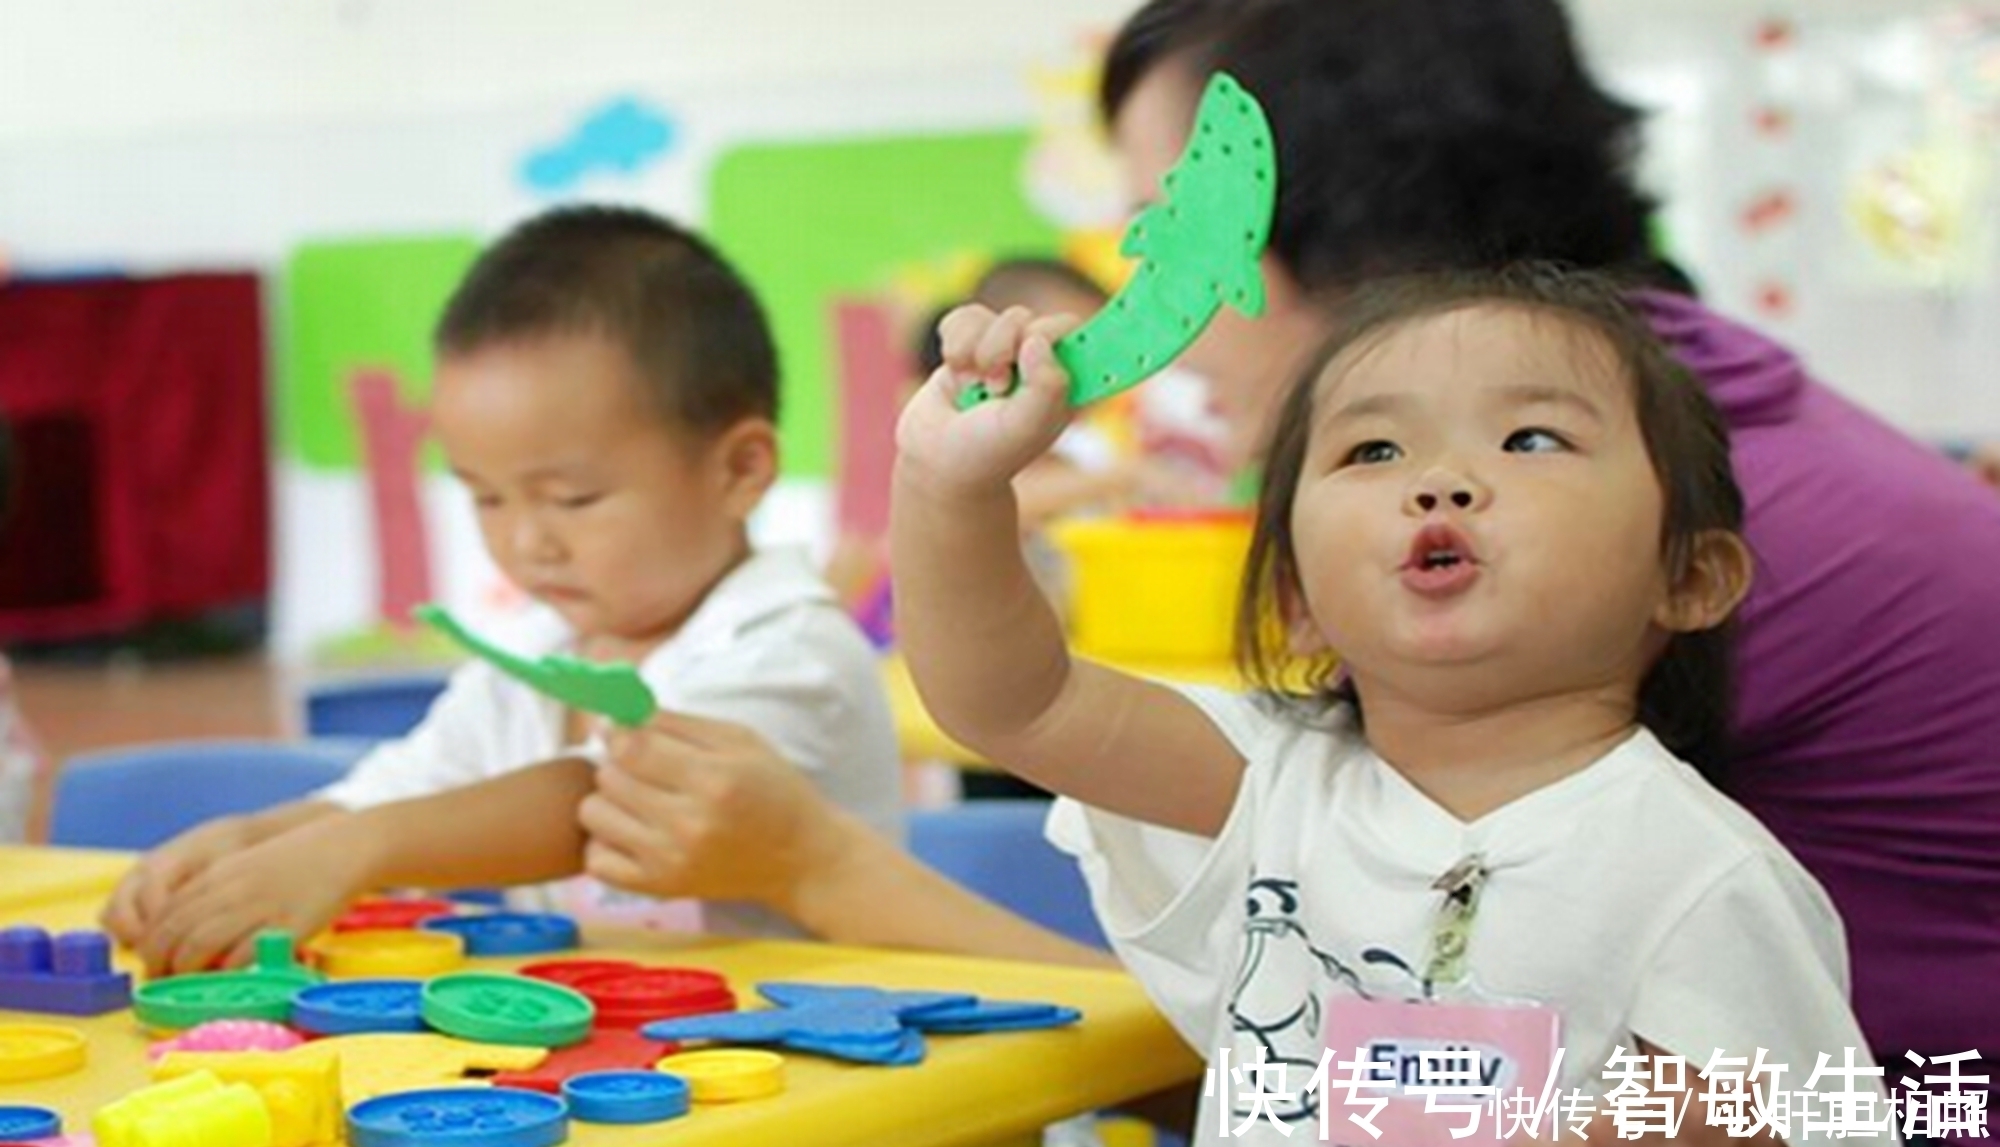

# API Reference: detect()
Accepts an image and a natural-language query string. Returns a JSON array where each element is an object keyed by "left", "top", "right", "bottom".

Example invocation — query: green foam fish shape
[
  {"left": 957, "top": 72, "right": 1276, "bottom": 411},
  {"left": 414, "top": 603, "right": 657, "bottom": 728}
]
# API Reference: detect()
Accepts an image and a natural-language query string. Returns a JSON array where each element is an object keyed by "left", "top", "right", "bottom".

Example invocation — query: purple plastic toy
[{"left": 0, "top": 927, "right": 133, "bottom": 1016}]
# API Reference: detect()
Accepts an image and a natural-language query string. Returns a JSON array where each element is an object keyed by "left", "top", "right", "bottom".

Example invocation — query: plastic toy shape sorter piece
[
  {"left": 133, "top": 932, "right": 322, "bottom": 1031},
  {"left": 332, "top": 897, "right": 458, "bottom": 933},
  {"left": 0, "top": 1023, "right": 88, "bottom": 1083},
  {"left": 0, "top": 1105, "right": 61, "bottom": 1141},
  {"left": 489, "top": 1028, "right": 679, "bottom": 1094},
  {"left": 420, "top": 973, "right": 594, "bottom": 1048},
  {"left": 900, "top": 996, "right": 1084, "bottom": 1034},
  {"left": 152, "top": 1049, "right": 341, "bottom": 1147},
  {"left": 289, "top": 979, "right": 426, "bottom": 1036},
  {"left": 654, "top": 1048, "right": 787, "bottom": 1103},
  {"left": 518, "top": 958, "right": 734, "bottom": 1028},
  {"left": 311, "top": 928, "right": 464, "bottom": 978},
  {"left": 93, "top": 1070, "right": 272, "bottom": 1147},
  {"left": 415, "top": 604, "right": 656, "bottom": 727},
  {"left": 0, "top": 927, "right": 131, "bottom": 1016},
  {"left": 640, "top": 982, "right": 976, "bottom": 1066},
  {"left": 954, "top": 71, "right": 1275, "bottom": 412},
  {"left": 564, "top": 1070, "right": 692, "bottom": 1124},
  {"left": 346, "top": 1088, "right": 568, "bottom": 1147},
  {"left": 419, "top": 912, "right": 579, "bottom": 957}
]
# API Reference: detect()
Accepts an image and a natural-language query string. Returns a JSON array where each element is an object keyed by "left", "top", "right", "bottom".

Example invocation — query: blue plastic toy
[
  {"left": 348, "top": 1088, "right": 568, "bottom": 1147},
  {"left": 0, "top": 1105, "right": 62, "bottom": 1140},
  {"left": 420, "top": 912, "right": 580, "bottom": 957},
  {"left": 562, "top": 1070, "right": 692, "bottom": 1124},
  {"left": 0, "top": 927, "right": 132, "bottom": 1016},
  {"left": 291, "top": 980, "right": 427, "bottom": 1036},
  {"left": 903, "top": 997, "right": 1083, "bottom": 1034}
]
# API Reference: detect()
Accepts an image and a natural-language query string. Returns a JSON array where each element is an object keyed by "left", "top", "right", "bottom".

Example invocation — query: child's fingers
[
  {"left": 102, "top": 873, "right": 147, "bottom": 946},
  {"left": 973, "top": 307, "right": 1034, "bottom": 379},
  {"left": 578, "top": 786, "right": 674, "bottom": 857},
  {"left": 937, "top": 305, "right": 999, "bottom": 370},
  {"left": 1016, "top": 331, "right": 1073, "bottom": 415},
  {"left": 583, "top": 839, "right": 650, "bottom": 891}
]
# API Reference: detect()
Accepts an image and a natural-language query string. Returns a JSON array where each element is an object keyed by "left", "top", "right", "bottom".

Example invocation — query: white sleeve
[
  {"left": 1628, "top": 853, "right": 1881, "bottom": 1092},
  {"left": 657, "top": 608, "right": 904, "bottom": 844},
  {"left": 314, "top": 664, "right": 511, "bottom": 810},
  {"left": 1045, "top": 685, "right": 1280, "bottom": 1051}
]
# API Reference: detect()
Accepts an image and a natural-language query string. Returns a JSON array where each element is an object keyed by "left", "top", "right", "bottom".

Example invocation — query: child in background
[
  {"left": 893, "top": 269, "right": 1877, "bottom": 1141},
  {"left": 106, "top": 206, "right": 902, "bottom": 973}
]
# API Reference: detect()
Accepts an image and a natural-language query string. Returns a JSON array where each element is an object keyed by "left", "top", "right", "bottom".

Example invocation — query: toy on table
[
  {"left": 290, "top": 980, "right": 426, "bottom": 1036},
  {"left": 0, "top": 1105, "right": 62, "bottom": 1142},
  {"left": 489, "top": 1029, "right": 678, "bottom": 1094},
  {"left": 420, "top": 972, "right": 593, "bottom": 1048},
  {"left": 655, "top": 1048, "right": 786, "bottom": 1103},
  {"left": 0, "top": 1023, "right": 87, "bottom": 1083},
  {"left": 147, "top": 1019, "right": 303, "bottom": 1061},
  {"left": 519, "top": 958, "right": 733, "bottom": 1028},
  {"left": 151, "top": 1049, "right": 341, "bottom": 1147},
  {"left": 306, "top": 1032, "right": 548, "bottom": 1103},
  {"left": 311, "top": 928, "right": 464, "bottom": 978},
  {"left": 419, "top": 912, "right": 579, "bottom": 957},
  {"left": 332, "top": 897, "right": 458, "bottom": 933},
  {"left": 954, "top": 72, "right": 1275, "bottom": 413},
  {"left": 641, "top": 982, "right": 1083, "bottom": 1066},
  {"left": 563, "top": 1069, "right": 691, "bottom": 1124},
  {"left": 415, "top": 603, "right": 656, "bottom": 727},
  {"left": 347, "top": 1087, "right": 568, "bottom": 1147},
  {"left": 133, "top": 932, "right": 321, "bottom": 1031},
  {"left": 0, "top": 927, "right": 131, "bottom": 1016},
  {"left": 94, "top": 1070, "right": 271, "bottom": 1147}
]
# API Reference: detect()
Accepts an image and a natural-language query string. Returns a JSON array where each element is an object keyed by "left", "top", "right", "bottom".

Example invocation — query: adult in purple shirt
[{"left": 1104, "top": 0, "right": 2000, "bottom": 1101}]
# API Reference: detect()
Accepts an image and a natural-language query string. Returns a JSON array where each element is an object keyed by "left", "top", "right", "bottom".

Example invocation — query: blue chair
[
  {"left": 302, "top": 673, "right": 448, "bottom": 739},
  {"left": 49, "top": 739, "right": 374, "bottom": 850},
  {"left": 908, "top": 798, "right": 1107, "bottom": 949}
]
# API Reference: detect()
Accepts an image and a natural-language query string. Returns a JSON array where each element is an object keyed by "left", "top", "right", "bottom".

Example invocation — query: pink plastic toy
[{"left": 146, "top": 1020, "right": 303, "bottom": 1062}]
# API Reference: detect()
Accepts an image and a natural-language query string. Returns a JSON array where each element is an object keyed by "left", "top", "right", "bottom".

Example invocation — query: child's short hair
[
  {"left": 436, "top": 205, "right": 778, "bottom": 433},
  {"left": 1238, "top": 266, "right": 1746, "bottom": 778}
]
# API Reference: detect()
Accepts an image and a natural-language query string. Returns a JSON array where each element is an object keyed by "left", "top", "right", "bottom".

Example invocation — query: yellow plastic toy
[
  {"left": 0, "top": 1021, "right": 86, "bottom": 1082},
  {"left": 658, "top": 1048, "right": 787, "bottom": 1103},
  {"left": 311, "top": 928, "right": 464, "bottom": 978},
  {"left": 313, "top": 1032, "right": 550, "bottom": 1101},
  {"left": 153, "top": 1049, "right": 341, "bottom": 1147},
  {"left": 95, "top": 1069, "right": 274, "bottom": 1147}
]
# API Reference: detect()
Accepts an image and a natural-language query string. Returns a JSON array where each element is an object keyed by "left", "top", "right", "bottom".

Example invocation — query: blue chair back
[
  {"left": 50, "top": 739, "right": 374, "bottom": 849},
  {"left": 908, "top": 798, "right": 1107, "bottom": 949},
  {"left": 302, "top": 674, "right": 448, "bottom": 739}
]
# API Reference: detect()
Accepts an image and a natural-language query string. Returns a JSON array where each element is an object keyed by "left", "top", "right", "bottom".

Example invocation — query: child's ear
[
  {"left": 1277, "top": 577, "right": 1330, "bottom": 657},
  {"left": 712, "top": 419, "right": 778, "bottom": 518},
  {"left": 1656, "top": 530, "right": 1753, "bottom": 634}
]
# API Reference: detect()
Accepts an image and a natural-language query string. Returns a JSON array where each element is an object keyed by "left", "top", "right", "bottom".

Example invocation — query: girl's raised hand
[{"left": 896, "top": 305, "right": 1076, "bottom": 496}]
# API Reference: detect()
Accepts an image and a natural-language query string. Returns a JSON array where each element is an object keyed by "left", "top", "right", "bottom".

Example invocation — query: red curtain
[{"left": 0, "top": 273, "right": 269, "bottom": 641}]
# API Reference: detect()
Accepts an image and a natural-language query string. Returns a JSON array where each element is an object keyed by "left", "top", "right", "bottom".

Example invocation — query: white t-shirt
[
  {"left": 1048, "top": 688, "right": 1881, "bottom": 1145},
  {"left": 318, "top": 548, "right": 903, "bottom": 935}
]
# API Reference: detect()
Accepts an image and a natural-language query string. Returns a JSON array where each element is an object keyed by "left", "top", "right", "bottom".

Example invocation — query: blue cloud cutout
[{"left": 521, "top": 97, "right": 676, "bottom": 194}]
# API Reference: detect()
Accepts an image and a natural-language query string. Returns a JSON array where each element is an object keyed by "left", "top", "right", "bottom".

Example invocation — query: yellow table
[
  {"left": 0, "top": 849, "right": 1200, "bottom": 1146},
  {"left": 885, "top": 654, "right": 1240, "bottom": 768}
]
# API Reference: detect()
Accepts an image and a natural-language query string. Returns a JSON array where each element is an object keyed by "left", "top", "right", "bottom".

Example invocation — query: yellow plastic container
[{"left": 1050, "top": 511, "right": 1253, "bottom": 666}]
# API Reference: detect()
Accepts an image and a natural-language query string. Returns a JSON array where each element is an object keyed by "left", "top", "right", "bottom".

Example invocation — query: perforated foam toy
[
  {"left": 0, "top": 926, "right": 132, "bottom": 1016},
  {"left": 416, "top": 603, "right": 656, "bottom": 727},
  {"left": 955, "top": 71, "right": 1275, "bottom": 412},
  {"left": 640, "top": 982, "right": 976, "bottom": 1066}
]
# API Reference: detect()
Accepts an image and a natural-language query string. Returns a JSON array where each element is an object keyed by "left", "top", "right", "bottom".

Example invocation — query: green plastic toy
[
  {"left": 956, "top": 72, "right": 1276, "bottom": 412},
  {"left": 414, "top": 603, "right": 657, "bottom": 728},
  {"left": 421, "top": 972, "right": 595, "bottom": 1048},
  {"left": 133, "top": 932, "right": 323, "bottom": 1031}
]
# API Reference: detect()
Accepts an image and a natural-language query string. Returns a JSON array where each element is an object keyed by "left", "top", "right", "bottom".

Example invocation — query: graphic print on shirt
[{"left": 1227, "top": 877, "right": 1424, "bottom": 1127}]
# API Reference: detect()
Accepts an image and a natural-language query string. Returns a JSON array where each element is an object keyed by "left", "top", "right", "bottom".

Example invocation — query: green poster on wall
[
  {"left": 280, "top": 235, "right": 482, "bottom": 470},
  {"left": 708, "top": 132, "right": 1062, "bottom": 477}
]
